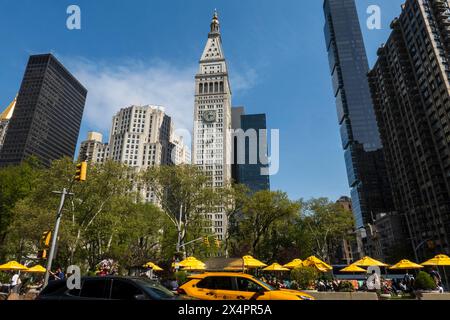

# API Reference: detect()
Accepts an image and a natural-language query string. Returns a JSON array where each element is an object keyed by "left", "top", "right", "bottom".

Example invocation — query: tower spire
[
  {"left": 210, "top": 9, "right": 220, "bottom": 34},
  {"left": 0, "top": 95, "right": 17, "bottom": 121}
]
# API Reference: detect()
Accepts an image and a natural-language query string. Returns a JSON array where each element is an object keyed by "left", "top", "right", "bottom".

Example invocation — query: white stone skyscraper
[
  {"left": 79, "top": 104, "right": 190, "bottom": 203},
  {"left": 192, "top": 11, "right": 232, "bottom": 240}
]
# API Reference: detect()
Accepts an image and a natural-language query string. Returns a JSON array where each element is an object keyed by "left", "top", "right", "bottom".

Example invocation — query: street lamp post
[{"left": 43, "top": 188, "right": 73, "bottom": 287}]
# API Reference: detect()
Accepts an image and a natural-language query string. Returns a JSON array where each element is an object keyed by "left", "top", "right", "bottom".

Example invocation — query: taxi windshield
[{"left": 253, "top": 277, "right": 276, "bottom": 291}]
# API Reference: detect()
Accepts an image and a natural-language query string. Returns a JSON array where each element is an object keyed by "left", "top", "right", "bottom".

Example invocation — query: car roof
[
  {"left": 80, "top": 276, "right": 146, "bottom": 280},
  {"left": 188, "top": 272, "right": 255, "bottom": 279}
]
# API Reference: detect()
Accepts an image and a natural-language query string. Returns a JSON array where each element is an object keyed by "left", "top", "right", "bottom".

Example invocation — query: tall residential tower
[
  {"left": 368, "top": 0, "right": 450, "bottom": 260},
  {"left": 78, "top": 105, "right": 190, "bottom": 203}
]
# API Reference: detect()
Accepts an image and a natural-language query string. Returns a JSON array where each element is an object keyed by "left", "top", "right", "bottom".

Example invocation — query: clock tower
[{"left": 192, "top": 10, "right": 232, "bottom": 240}]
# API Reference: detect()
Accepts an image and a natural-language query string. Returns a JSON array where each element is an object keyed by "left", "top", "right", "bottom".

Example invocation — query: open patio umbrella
[
  {"left": 390, "top": 259, "right": 423, "bottom": 270},
  {"left": 178, "top": 257, "right": 206, "bottom": 270},
  {"left": 143, "top": 262, "right": 163, "bottom": 271},
  {"left": 302, "top": 256, "right": 333, "bottom": 272},
  {"left": 283, "top": 259, "right": 303, "bottom": 269},
  {"left": 421, "top": 254, "right": 450, "bottom": 290},
  {"left": 0, "top": 261, "right": 28, "bottom": 271},
  {"left": 263, "top": 263, "right": 290, "bottom": 272},
  {"left": 24, "top": 265, "right": 46, "bottom": 273},
  {"left": 421, "top": 254, "right": 450, "bottom": 266},
  {"left": 340, "top": 264, "right": 366, "bottom": 273},
  {"left": 242, "top": 255, "right": 267, "bottom": 268},
  {"left": 353, "top": 256, "right": 389, "bottom": 267}
]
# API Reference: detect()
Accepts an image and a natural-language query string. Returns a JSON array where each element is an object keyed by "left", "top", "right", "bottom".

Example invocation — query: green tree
[
  {"left": 4, "top": 158, "right": 168, "bottom": 272},
  {"left": 415, "top": 271, "right": 437, "bottom": 291},
  {"left": 140, "top": 165, "right": 222, "bottom": 258},
  {"left": 221, "top": 183, "right": 249, "bottom": 255},
  {"left": 0, "top": 157, "right": 41, "bottom": 260},
  {"left": 234, "top": 190, "right": 300, "bottom": 258},
  {"left": 301, "top": 198, "right": 354, "bottom": 262},
  {"left": 291, "top": 266, "right": 319, "bottom": 290}
]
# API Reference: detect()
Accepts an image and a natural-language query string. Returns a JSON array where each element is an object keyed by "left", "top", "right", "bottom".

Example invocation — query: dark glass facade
[
  {"left": 0, "top": 54, "right": 87, "bottom": 167},
  {"left": 323, "top": 0, "right": 394, "bottom": 228},
  {"left": 368, "top": 0, "right": 450, "bottom": 259},
  {"left": 231, "top": 107, "right": 270, "bottom": 193}
]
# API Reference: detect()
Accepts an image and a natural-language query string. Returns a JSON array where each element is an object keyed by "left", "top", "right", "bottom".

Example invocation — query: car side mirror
[{"left": 134, "top": 294, "right": 147, "bottom": 300}]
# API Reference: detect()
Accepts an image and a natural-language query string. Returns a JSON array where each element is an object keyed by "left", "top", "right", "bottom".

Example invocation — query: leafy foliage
[
  {"left": 337, "top": 281, "right": 355, "bottom": 292},
  {"left": 414, "top": 271, "right": 437, "bottom": 291},
  {"left": 291, "top": 266, "right": 319, "bottom": 290}
]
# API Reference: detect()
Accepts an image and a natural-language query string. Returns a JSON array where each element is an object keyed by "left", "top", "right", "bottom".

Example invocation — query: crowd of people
[
  {"left": 1, "top": 259, "right": 447, "bottom": 299},
  {"left": 254, "top": 267, "right": 446, "bottom": 296},
  {"left": 0, "top": 266, "right": 65, "bottom": 298}
]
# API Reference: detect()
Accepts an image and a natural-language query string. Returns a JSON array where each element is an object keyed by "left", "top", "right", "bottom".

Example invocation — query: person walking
[
  {"left": 429, "top": 267, "right": 444, "bottom": 292},
  {"left": 10, "top": 272, "right": 21, "bottom": 293},
  {"left": 366, "top": 270, "right": 381, "bottom": 291},
  {"left": 49, "top": 267, "right": 65, "bottom": 281}
]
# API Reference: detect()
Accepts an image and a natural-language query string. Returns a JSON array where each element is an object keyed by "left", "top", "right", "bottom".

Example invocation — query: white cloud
[
  {"left": 65, "top": 57, "right": 258, "bottom": 137},
  {"left": 67, "top": 58, "right": 195, "bottom": 135}
]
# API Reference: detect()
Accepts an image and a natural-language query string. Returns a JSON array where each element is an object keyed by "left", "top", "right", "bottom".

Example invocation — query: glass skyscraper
[
  {"left": 323, "top": 0, "right": 394, "bottom": 228},
  {"left": 231, "top": 107, "right": 270, "bottom": 193}
]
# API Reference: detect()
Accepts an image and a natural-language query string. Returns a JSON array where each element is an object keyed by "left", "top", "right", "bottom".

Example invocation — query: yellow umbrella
[
  {"left": 0, "top": 261, "right": 28, "bottom": 271},
  {"left": 390, "top": 259, "right": 423, "bottom": 270},
  {"left": 421, "top": 254, "right": 450, "bottom": 266},
  {"left": 143, "top": 262, "right": 164, "bottom": 271},
  {"left": 24, "top": 265, "right": 47, "bottom": 273},
  {"left": 353, "top": 256, "right": 389, "bottom": 267},
  {"left": 340, "top": 264, "right": 367, "bottom": 273},
  {"left": 302, "top": 256, "right": 333, "bottom": 271},
  {"left": 263, "top": 263, "right": 290, "bottom": 272},
  {"left": 178, "top": 257, "right": 206, "bottom": 270},
  {"left": 181, "top": 263, "right": 206, "bottom": 271},
  {"left": 242, "top": 255, "right": 267, "bottom": 268},
  {"left": 283, "top": 259, "right": 303, "bottom": 269},
  {"left": 421, "top": 254, "right": 450, "bottom": 290}
]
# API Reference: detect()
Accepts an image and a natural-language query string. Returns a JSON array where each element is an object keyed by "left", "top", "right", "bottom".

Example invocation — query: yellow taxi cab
[{"left": 178, "top": 272, "right": 315, "bottom": 300}]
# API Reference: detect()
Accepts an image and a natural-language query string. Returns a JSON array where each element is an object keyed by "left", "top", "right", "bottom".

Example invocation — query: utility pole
[{"left": 43, "top": 188, "right": 73, "bottom": 287}]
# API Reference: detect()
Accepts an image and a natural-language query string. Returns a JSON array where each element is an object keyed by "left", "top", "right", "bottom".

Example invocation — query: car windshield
[
  {"left": 133, "top": 279, "right": 175, "bottom": 299},
  {"left": 252, "top": 278, "right": 276, "bottom": 291}
]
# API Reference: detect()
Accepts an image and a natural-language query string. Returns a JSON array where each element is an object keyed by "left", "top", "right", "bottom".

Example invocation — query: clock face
[{"left": 202, "top": 110, "right": 217, "bottom": 123}]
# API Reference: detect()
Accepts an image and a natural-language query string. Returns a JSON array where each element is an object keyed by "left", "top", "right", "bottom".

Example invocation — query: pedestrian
[
  {"left": 10, "top": 272, "right": 21, "bottom": 293},
  {"left": 50, "top": 267, "right": 65, "bottom": 281},
  {"left": 366, "top": 270, "right": 381, "bottom": 291},
  {"left": 170, "top": 278, "right": 179, "bottom": 291},
  {"left": 429, "top": 267, "right": 442, "bottom": 289},
  {"left": 403, "top": 271, "right": 414, "bottom": 292}
]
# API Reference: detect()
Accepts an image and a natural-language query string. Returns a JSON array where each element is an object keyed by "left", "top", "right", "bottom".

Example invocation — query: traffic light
[
  {"left": 203, "top": 236, "right": 210, "bottom": 247},
  {"left": 215, "top": 238, "right": 221, "bottom": 248},
  {"left": 40, "top": 231, "right": 52, "bottom": 248},
  {"left": 75, "top": 161, "right": 87, "bottom": 182},
  {"left": 37, "top": 249, "right": 47, "bottom": 259}
]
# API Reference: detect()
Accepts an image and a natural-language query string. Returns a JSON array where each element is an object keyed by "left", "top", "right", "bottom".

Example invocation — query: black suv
[{"left": 37, "top": 276, "right": 183, "bottom": 300}]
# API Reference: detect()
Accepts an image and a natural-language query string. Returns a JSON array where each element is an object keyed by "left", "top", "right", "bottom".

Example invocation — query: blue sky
[{"left": 0, "top": 0, "right": 405, "bottom": 201}]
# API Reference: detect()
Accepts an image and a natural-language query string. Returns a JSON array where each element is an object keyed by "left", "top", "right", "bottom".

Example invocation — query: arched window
[
  {"left": 199, "top": 83, "right": 203, "bottom": 94},
  {"left": 220, "top": 82, "right": 224, "bottom": 92},
  {"left": 209, "top": 83, "right": 214, "bottom": 93},
  {"left": 204, "top": 83, "right": 208, "bottom": 93},
  {"left": 214, "top": 82, "right": 219, "bottom": 93}
]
